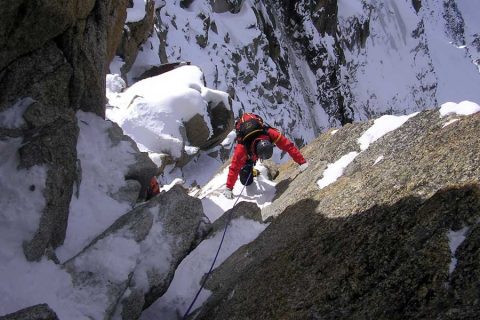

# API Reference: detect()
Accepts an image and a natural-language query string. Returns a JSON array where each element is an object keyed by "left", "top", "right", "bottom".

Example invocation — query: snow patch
[
  {"left": 442, "top": 118, "right": 460, "bottom": 128},
  {"left": 373, "top": 155, "right": 384, "bottom": 165},
  {"left": 126, "top": 0, "right": 147, "bottom": 23},
  {"left": 447, "top": 227, "right": 469, "bottom": 274},
  {"left": 0, "top": 139, "right": 47, "bottom": 255},
  {"left": 358, "top": 113, "right": 419, "bottom": 151},
  {"left": 439, "top": 101, "right": 480, "bottom": 117},
  {"left": 317, "top": 152, "right": 359, "bottom": 189},
  {"left": 337, "top": 0, "right": 364, "bottom": 19},
  {"left": 330, "top": 129, "right": 339, "bottom": 135},
  {"left": 56, "top": 111, "right": 137, "bottom": 262},
  {"left": 140, "top": 217, "right": 266, "bottom": 319},
  {"left": 0, "top": 98, "right": 34, "bottom": 129}
]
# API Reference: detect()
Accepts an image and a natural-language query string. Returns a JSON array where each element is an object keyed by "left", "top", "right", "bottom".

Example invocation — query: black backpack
[{"left": 235, "top": 113, "right": 269, "bottom": 146}]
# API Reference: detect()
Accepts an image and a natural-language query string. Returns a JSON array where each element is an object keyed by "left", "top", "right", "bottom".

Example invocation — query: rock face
[
  {"left": 0, "top": 0, "right": 127, "bottom": 116},
  {"left": 20, "top": 108, "right": 79, "bottom": 261},
  {"left": 0, "top": 304, "right": 58, "bottom": 320},
  {"left": 194, "top": 110, "right": 480, "bottom": 319},
  {"left": 156, "top": 1, "right": 480, "bottom": 147},
  {"left": 64, "top": 185, "right": 209, "bottom": 320},
  {"left": 117, "top": 0, "right": 156, "bottom": 79},
  {"left": 0, "top": 0, "right": 129, "bottom": 261}
]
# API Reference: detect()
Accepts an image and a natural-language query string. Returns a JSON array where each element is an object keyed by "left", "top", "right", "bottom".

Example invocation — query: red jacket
[{"left": 226, "top": 128, "right": 306, "bottom": 189}]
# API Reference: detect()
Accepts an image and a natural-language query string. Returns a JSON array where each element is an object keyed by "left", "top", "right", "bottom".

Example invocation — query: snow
[
  {"left": 126, "top": 0, "right": 147, "bottom": 23},
  {"left": 337, "top": 0, "right": 364, "bottom": 19},
  {"left": 155, "top": 0, "right": 318, "bottom": 147},
  {"left": 442, "top": 118, "right": 459, "bottom": 128},
  {"left": 447, "top": 226, "right": 469, "bottom": 274},
  {"left": 317, "top": 112, "right": 419, "bottom": 189},
  {"left": 456, "top": 0, "right": 480, "bottom": 68},
  {"left": 421, "top": 0, "right": 480, "bottom": 105},
  {"left": 141, "top": 159, "right": 275, "bottom": 318},
  {"left": 140, "top": 217, "right": 267, "bottom": 319},
  {"left": 317, "top": 152, "right": 359, "bottom": 189},
  {"left": 126, "top": 31, "right": 162, "bottom": 84},
  {"left": 439, "top": 100, "right": 480, "bottom": 117},
  {"left": 358, "top": 113, "right": 418, "bottom": 151},
  {"left": 373, "top": 155, "right": 384, "bottom": 165},
  {"left": 109, "top": 56, "right": 125, "bottom": 75},
  {"left": 2, "top": 1, "right": 480, "bottom": 318},
  {"left": 0, "top": 98, "right": 32, "bottom": 128},
  {"left": 0, "top": 139, "right": 47, "bottom": 255},
  {"left": 107, "top": 65, "right": 229, "bottom": 161},
  {"left": 0, "top": 61, "right": 279, "bottom": 318},
  {"left": 0, "top": 107, "right": 182, "bottom": 318},
  {"left": 56, "top": 111, "right": 137, "bottom": 262},
  {"left": 211, "top": 1, "right": 261, "bottom": 46},
  {"left": 342, "top": 0, "right": 429, "bottom": 118},
  {"left": 72, "top": 231, "right": 141, "bottom": 283}
]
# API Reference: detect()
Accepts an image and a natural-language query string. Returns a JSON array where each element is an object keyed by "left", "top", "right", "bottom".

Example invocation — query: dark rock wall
[
  {"left": 0, "top": 0, "right": 127, "bottom": 261},
  {"left": 0, "top": 0, "right": 120, "bottom": 116},
  {"left": 199, "top": 186, "right": 480, "bottom": 319}
]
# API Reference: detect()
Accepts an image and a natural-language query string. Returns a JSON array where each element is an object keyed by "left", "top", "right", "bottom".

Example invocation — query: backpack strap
[{"left": 243, "top": 128, "right": 265, "bottom": 142}]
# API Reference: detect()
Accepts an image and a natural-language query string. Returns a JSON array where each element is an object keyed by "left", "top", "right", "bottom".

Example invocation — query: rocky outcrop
[
  {"left": 0, "top": 304, "right": 58, "bottom": 320},
  {"left": 157, "top": 1, "right": 480, "bottom": 146},
  {"left": 117, "top": 0, "right": 156, "bottom": 78},
  {"left": 211, "top": 0, "right": 243, "bottom": 14},
  {"left": 64, "top": 185, "right": 209, "bottom": 320},
  {"left": 0, "top": 0, "right": 128, "bottom": 261},
  {"left": 107, "top": 0, "right": 129, "bottom": 65},
  {"left": 107, "top": 121, "right": 158, "bottom": 198},
  {"left": 194, "top": 110, "right": 480, "bottom": 319},
  {"left": 208, "top": 201, "right": 263, "bottom": 236},
  {"left": 0, "top": 0, "right": 125, "bottom": 116},
  {"left": 20, "top": 107, "right": 79, "bottom": 261}
]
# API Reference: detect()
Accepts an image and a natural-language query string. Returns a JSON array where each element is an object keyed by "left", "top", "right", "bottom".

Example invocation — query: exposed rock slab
[
  {"left": 195, "top": 110, "right": 480, "bottom": 319},
  {"left": 64, "top": 185, "right": 209, "bottom": 320}
]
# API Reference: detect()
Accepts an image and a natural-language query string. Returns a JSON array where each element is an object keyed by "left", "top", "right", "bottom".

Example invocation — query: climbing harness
[{"left": 182, "top": 171, "right": 253, "bottom": 319}]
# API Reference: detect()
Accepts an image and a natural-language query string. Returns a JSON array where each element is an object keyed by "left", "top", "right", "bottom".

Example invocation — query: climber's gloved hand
[
  {"left": 223, "top": 188, "right": 234, "bottom": 199},
  {"left": 298, "top": 162, "right": 309, "bottom": 172}
]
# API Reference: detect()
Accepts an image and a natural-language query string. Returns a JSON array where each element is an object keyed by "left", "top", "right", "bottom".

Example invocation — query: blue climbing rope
[{"left": 182, "top": 171, "right": 252, "bottom": 319}]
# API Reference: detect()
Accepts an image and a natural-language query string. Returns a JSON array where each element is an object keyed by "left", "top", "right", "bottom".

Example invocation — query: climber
[
  {"left": 145, "top": 176, "right": 161, "bottom": 200},
  {"left": 223, "top": 112, "right": 308, "bottom": 199}
]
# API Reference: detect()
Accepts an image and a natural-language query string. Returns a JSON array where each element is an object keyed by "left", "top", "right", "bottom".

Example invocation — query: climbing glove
[
  {"left": 299, "top": 162, "right": 309, "bottom": 172},
  {"left": 223, "top": 188, "right": 234, "bottom": 199}
]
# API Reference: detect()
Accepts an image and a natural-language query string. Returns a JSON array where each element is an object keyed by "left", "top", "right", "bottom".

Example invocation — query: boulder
[
  {"left": 184, "top": 98, "right": 234, "bottom": 151},
  {"left": 0, "top": 304, "right": 58, "bottom": 320},
  {"left": 64, "top": 185, "right": 210, "bottom": 320}
]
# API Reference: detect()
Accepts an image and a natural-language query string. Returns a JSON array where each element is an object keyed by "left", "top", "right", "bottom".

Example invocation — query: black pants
[{"left": 239, "top": 160, "right": 254, "bottom": 186}]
